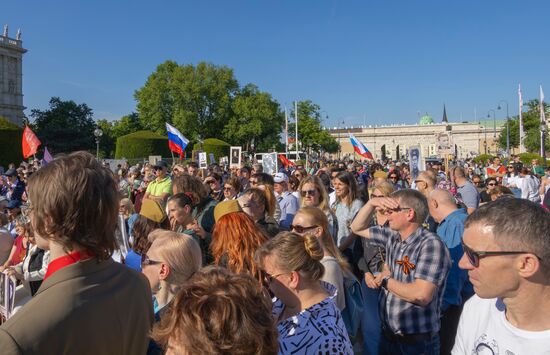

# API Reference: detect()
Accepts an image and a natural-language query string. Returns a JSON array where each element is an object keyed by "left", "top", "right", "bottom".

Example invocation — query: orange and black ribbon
[{"left": 396, "top": 256, "right": 416, "bottom": 275}]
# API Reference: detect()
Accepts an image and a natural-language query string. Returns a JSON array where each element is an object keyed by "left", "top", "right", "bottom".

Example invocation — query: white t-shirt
[{"left": 452, "top": 295, "right": 550, "bottom": 355}]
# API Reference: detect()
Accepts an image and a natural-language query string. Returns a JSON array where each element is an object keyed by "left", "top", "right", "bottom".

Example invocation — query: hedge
[
  {"left": 115, "top": 130, "right": 171, "bottom": 159},
  {"left": 517, "top": 153, "right": 544, "bottom": 166},
  {"left": 472, "top": 154, "right": 496, "bottom": 165},
  {"left": 0, "top": 117, "right": 23, "bottom": 167},
  {"left": 192, "top": 138, "right": 230, "bottom": 163}
]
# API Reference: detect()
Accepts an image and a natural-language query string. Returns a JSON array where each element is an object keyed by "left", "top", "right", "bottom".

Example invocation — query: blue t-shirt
[{"left": 436, "top": 208, "right": 470, "bottom": 309}]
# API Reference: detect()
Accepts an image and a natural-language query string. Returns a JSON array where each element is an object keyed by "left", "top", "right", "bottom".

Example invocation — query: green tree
[
  {"left": 135, "top": 61, "right": 239, "bottom": 141},
  {"left": 497, "top": 99, "right": 549, "bottom": 153},
  {"left": 30, "top": 97, "right": 96, "bottom": 154},
  {"left": 288, "top": 100, "right": 339, "bottom": 154},
  {"left": 224, "top": 84, "right": 284, "bottom": 151},
  {"left": 96, "top": 119, "right": 115, "bottom": 158}
]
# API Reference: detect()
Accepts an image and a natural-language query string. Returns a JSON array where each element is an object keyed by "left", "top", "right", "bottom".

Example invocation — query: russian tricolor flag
[
  {"left": 349, "top": 133, "right": 373, "bottom": 160},
  {"left": 166, "top": 123, "right": 189, "bottom": 158}
]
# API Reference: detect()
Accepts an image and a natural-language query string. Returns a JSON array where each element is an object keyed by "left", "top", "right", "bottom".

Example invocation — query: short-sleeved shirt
[
  {"left": 273, "top": 282, "right": 353, "bottom": 354},
  {"left": 368, "top": 225, "right": 451, "bottom": 335},
  {"left": 277, "top": 191, "right": 299, "bottom": 230},
  {"left": 145, "top": 177, "right": 172, "bottom": 198},
  {"left": 457, "top": 181, "right": 480, "bottom": 209},
  {"left": 436, "top": 209, "right": 470, "bottom": 309}
]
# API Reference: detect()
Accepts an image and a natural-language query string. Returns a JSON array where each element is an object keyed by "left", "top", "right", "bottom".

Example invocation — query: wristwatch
[{"left": 381, "top": 275, "right": 391, "bottom": 289}]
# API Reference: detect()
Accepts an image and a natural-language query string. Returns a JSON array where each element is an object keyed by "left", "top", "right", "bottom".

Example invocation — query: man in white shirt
[{"left": 452, "top": 197, "right": 550, "bottom": 354}]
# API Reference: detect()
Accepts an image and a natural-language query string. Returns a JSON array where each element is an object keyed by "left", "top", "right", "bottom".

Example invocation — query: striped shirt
[{"left": 369, "top": 225, "right": 451, "bottom": 335}]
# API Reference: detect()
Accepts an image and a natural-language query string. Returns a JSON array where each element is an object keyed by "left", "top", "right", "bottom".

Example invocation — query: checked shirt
[{"left": 369, "top": 225, "right": 451, "bottom": 335}]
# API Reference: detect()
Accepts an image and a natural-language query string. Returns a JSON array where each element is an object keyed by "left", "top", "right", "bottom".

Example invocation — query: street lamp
[
  {"left": 487, "top": 109, "right": 496, "bottom": 155},
  {"left": 497, "top": 100, "right": 510, "bottom": 157},
  {"left": 93, "top": 128, "right": 103, "bottom": 159}
]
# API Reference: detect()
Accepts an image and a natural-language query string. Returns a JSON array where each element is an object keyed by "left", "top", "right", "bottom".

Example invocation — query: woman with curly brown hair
[
  {"left": 152, "top": 266, "right": 278, "bottom": 354},
  {"left": 211, "top": 200, "right": 268, "bottom": 283}
]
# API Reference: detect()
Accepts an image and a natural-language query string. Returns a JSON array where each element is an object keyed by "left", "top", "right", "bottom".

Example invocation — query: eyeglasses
[
  {"left": 153, "top": 167, "right": 163, "bottom": 171},
  {"left": 371, "top": 194, "right": 384, "bottom": 198},
  {"left": 487, "top": 183, "right": 496, "bottom": 186},
  {"left": 389, "top": 176, "right": 398, "bottom": 180},
  {"left": 223, "top": 186, "right": 234, "bottom": 191},
  {"left": 414, "top": 180, "right": 425, "bottom": 184},
  {"left": 300, "top": 189, "right": 316, "bottom": 197},
  {"left": 382, "top": 207, "right": 411, "bottom": 215},
  {"left": 141, "top": 254, "right": 162, "bottom": 267},
  {"left": 462, "top": 242, "right": 539, "bottom": 268},
  {"left": 291, "top": 224, "right": 318, "bottom": 233},
  {"left": 262, "top": 271, "right": 286, "bottom": 285}
]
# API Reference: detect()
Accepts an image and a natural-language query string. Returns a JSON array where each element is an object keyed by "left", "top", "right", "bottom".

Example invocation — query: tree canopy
[
  {"left": 288, "top": 100, "right": 339, "bottom": 154},
  {"left": 497, "top": 99, "right": 549, "bottom": 153},
  {"left": 30, "top": 97, "right": 96, "bottom": 154}
]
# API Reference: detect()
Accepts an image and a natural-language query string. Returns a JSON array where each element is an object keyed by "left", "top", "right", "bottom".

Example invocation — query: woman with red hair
[{"left": 211, "top": 200, "right": 268, "bottom": 282}]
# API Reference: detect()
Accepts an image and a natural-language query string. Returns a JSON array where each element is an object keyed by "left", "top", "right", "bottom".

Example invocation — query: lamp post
[
  {"left": 487, "top": 109, "right": 496, "bottom": 155},
  {"left": 93, "top": 128, "right": 103, "bottom": 159},
  {"left": 498, "top": 100, "right": 510, "bottom": 157}
]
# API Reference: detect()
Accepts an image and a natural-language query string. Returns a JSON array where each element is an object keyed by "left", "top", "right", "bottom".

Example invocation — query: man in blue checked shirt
[
  {"left": 351, "top": 189, "right": 451, "bottom": 355},
  {"left": 428, "top": 189, "right": 473, "bottom": 355}
]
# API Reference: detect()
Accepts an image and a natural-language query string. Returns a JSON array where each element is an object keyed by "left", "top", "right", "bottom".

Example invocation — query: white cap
[{"left": 273, "top": 172, "right": 289, "bottom": 183}]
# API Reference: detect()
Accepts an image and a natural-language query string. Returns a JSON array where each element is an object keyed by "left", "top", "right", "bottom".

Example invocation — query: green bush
[
  {"left": 192, "top": 138, "right": 230, "bottom": 163},
  {"left": 115, "top": 130, "right": 171, "bottom": 159},
  {"left": 473, "top": 154, "right": 496, "bottom": 165},
  {"left": 517, "top": 153, "right": 543, "bottom": 166},
  {"left": 0, "top": 117, "right": 23, "bottom": 167}
]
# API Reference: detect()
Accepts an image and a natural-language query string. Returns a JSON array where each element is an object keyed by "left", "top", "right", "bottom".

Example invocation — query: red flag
[
  {"left": 278, "top": 154, "right": 296, "bottom": 168},
  {"left": 22, "top": 126, "right": 41, "bottom": 158}
]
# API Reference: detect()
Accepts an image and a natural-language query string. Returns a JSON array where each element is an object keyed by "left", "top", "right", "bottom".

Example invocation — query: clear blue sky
[{"left": 3, "top": 0, "right": 549, "bottom": 127}]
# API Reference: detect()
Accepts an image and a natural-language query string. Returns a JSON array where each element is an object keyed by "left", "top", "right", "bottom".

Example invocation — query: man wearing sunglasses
[
  {"left": 452, "top": 197, "right": 550, "bottom": 354},
  {"left": 351, "top": 189, "right": 451, "bottom": 354},
  {"left": 143, "top": 160, "right": 172, "bottom": 204}
]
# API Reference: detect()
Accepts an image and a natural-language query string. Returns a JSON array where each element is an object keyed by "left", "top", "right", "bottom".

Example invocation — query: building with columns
[
  {"left": 0, "top": 25, "right": 26, "bottom": 126},
  {"left": 326, "top": 111, "right": 506, "bottom": 161}
]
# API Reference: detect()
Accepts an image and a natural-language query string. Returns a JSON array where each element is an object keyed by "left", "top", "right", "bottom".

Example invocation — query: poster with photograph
[
  {"left": 208, "top": 153, "right": 216, "bottom": 165},
  {"left": 229, "top": 146, "right": 242, "bottom": 168},
  {"left": 435, "top": 132, "right": 452, "bottom": 155},
  {"left": 262, "top": 152, "right": 278, "bottom": 175},
  {"left": 408, "top": 146, "right": 425, "bottom": 181},
  {"left": 0, "top": 273, "right": 16, "bottom": 323},
  {"left": 198, "top": 152, "right": 208, "bottom": 169}
]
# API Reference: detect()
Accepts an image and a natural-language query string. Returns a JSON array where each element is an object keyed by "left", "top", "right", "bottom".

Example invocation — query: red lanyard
[{"left": 44, "top": 250, "right": 94, "bottom": 280}]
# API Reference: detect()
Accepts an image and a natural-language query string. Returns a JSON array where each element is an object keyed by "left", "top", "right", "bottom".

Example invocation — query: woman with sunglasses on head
[
  {"left": 255, "top": 231, "right": 353, "bottom": 354},
  {"left": 291, "top": 207, "right": 349, "bottom": 310},
  {"left": 298, "top": 175, "right": 338, "bottom": 239}
]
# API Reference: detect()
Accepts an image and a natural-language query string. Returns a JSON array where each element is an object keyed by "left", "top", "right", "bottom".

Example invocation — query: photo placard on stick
[
  {"left": 229, "top": 146, "right": 242, "bottom": 168},
  {"left": 208, "top": 153, "right": 216, "bottom": 165},
  {"left": 262, "top": 152, "right": 278, "bottom": 175},
  {"left": 408, "top": 146, "right": 425, "bottom": 181},
  {"left": 0, "top": 273, "right": 16, "bottom": 323},
  {"left": 198, "top": 152, "right": 208, "bottom": 169}
]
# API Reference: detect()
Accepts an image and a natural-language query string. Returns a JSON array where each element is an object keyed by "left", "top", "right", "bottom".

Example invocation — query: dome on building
[{"left": 419, "top": 113, "right": 434, "bottom": 125}]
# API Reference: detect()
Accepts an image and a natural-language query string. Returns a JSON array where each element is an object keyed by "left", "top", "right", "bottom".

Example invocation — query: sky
[{"left": 3, "top": 0, "right": 550, "bottom": 128}]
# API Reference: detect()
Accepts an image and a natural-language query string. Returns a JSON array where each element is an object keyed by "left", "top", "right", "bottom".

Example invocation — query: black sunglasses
[
  {"left": 141, "top": 254, "right": 162, "bottom": 266},
  {"left": 300, "top": 189, "right": 316, "bottom": 197},
  {"left": 461, "top": 242, "right": 538, "bottom": 268},
  {"left": 291, "top": 224, "right": 318, "bottom": 233},
  {"left": 371, "top": 194, "right": 384, "bottom": 198}
]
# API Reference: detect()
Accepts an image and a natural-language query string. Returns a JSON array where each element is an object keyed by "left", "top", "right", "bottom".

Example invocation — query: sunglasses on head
[
  {"left": 300, "top": 189, "right": 316, "bottom": 197},
  {"left": 461, "top": 242, "right": 539, "bottom": 268},
  {"left": 291, "top": 224, "right": 318, "bottom": 233}
]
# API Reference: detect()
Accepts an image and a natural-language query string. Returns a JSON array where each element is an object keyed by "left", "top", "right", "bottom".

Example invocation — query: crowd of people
[{"left": 0, "top": 151, "right": 548, "bottom": 354}]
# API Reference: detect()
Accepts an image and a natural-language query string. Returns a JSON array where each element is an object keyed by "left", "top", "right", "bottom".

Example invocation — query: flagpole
[
  {"left": 519, "top": 84, "right": 525, "bottom": 153},
  {"left": 295, "top": 101, "right": 299, "bottom": 165},
  {"left": 285, "top": 106, "right": 289, "bottom": 155},
  {"left": 540, "top": 85, "right": 546, "bottom": 161}
]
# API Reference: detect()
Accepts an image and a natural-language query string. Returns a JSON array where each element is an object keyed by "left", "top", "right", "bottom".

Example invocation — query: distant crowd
[{"left": 0, "top": 152, "right": 549, "bottom": 354}]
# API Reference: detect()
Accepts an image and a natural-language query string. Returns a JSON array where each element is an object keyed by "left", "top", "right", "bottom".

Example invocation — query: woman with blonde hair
[
  {"left": 291, "top": 206, "right": 349, "bottom": 310},
  {"left": 141, "top": 229, "right": 202, "bottom": 318},
  {"left": 298, "top": 175, "right": 338, "bottom": 239},
  {"left": 255, "top": 231, "right": 352, "bottom": 354}
]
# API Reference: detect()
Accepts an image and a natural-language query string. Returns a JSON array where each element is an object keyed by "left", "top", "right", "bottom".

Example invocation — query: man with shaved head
[
  {"left": 451, "top": 166, "right": 479, "bottom": 215},
  {"left": 428, "top": 189, "right": 471, "bottom": 354}
]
